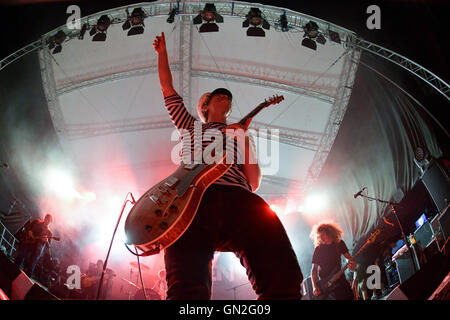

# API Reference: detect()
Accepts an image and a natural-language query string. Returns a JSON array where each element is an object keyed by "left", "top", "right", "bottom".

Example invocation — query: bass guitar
[
  {"left": 21, "top": 235, "right": 60, "bottom": 245},
  {"left": 124, "top": 95, "right": 284, "bottom": 255},
  {"left": 315, "top": 229, "right": 380, "bottom": 300}
]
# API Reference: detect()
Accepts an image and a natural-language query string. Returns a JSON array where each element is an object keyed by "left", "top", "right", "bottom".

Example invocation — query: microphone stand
[
  {"left": 96, "top": 194, "right": 135, "bottom": 300},
  {"left": 357, "top": 193, "right": 418, "bottom": 274}
]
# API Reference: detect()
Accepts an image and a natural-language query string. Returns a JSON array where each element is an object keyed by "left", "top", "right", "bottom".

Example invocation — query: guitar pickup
[
  {"left": 184, "top": 163, "right": 198, "bottom": 170},
  {"left": 165, "top": 176, "right": 179, "bottom": 188},
  {"left": 149, "top": 194, "right": 161, "bottom": 204}
]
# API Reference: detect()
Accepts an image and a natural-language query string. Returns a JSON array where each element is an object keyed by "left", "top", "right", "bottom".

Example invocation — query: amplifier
[
  {"left": 392, "top": 244, "right": 420, "bottom": 284},
  {"left": 414, "top": 220, "right": 434, "bottom": 249}
]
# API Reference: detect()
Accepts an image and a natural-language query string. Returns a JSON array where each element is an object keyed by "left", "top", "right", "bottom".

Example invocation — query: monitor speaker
[
  {"left": 301, "top": 276, "right": 314, "bottom": 300},
  {"left": 386, "top": 253, "right": 449, "bottom": 300},
  {"left": 0, "top": 251, "right": 58, "bottom": 300}
]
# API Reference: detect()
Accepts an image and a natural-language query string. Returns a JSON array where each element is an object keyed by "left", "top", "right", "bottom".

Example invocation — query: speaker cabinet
[
  {"left": 421, "top": 161, "right": 450, "bottom": 213},
  {"left": 301, "top": 276, "right": 314, "bottom": 300}
]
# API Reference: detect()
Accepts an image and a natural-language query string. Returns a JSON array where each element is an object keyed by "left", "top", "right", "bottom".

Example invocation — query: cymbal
[
  {"left": 121, "top": 277, "right": 140, "bottom": 289},
  {"left": 129, "top": 261, "right": 150, "bottom": 271}
]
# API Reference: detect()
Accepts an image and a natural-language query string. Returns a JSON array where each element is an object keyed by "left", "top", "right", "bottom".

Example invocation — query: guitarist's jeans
[{"left": 164, "top": 184, "right": 303, "bottom": 300}]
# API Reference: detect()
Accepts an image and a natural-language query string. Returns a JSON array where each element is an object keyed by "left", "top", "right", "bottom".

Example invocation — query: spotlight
[
  {"left": 167, "top": 8, "right": 178, "bottom": 23},
  {"left": 193, "top": 3, "right": 223, "bottom": 33},
  {"left": 122, "top": 8, "right": 146, "bottom": 36},
  {"left": 302, "top": 20, "right": 320, "bottom": 50},
  {"left": 242, "top": 8, "right": 270, "bottom": 37},
  {"left": 329, "top": 30, "right": 341, "bottom": 44},
  {"left": 301, "top": 38, "right": 317, "bottom": 50},
  {"left": 303, "top": 21, "right": 319, "bottom": 38},
  {"left": 51, "top": 30, "right": 66, "bottom": 54},
  {"left": 413, "top": 146, "right": 431, "bottom": 174},
  {"left": 90, "top": 15, "right": 111, "bottom": 42},
  {"left": 414, "top": 146, "right": 428, "bottom": 162}
]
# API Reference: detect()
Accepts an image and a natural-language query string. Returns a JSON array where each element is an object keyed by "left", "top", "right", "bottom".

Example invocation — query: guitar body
[
  {"left": 81, "top": 274, "right": 114, "bottom": 289},
  {"left": 124, "top": 160, "right": 231, "bottom": 254},
  {"left": 312, "top": 230, "right": 380, "bottom": 300}
]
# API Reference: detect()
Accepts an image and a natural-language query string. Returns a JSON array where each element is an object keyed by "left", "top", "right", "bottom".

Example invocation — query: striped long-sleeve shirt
[{"left": 164, "top": 93, "right": 252, "bottom": 192}]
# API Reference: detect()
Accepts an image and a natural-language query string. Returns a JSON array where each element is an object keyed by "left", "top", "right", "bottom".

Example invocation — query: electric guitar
[
  {"left": 315, "top": 229, "right": 380, "bottom": 300},
  {"left": 124, "top": 95, "right": 284, "bottom": 255},
  {"left": 22, "top": 235, "right": 60, "bottom": 245},
  {"left": 81, "top": 272, "right": 116, "bottom": 289}
]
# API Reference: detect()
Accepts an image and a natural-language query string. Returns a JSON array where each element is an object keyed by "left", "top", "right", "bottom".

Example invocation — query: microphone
[{"left": 354, "top": 187, "right": 366, "bottom": 199}]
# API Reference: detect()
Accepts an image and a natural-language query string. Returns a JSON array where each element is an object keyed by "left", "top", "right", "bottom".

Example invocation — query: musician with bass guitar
[
  {"left": 310, "top": 222, "right": 356, "bottom": 300},
  {"left": 151, "top": 32, "right": 302, "bottom": 300},
  {"left": 15, "top": 214, "right": 59, "bottom": 277}
]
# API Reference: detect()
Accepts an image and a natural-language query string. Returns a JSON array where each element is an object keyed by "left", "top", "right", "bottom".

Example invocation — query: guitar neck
[{"left": 238, "top": 103, "right": 267, "bottom": 125}]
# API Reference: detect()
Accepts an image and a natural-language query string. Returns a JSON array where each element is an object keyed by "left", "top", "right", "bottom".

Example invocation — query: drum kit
[{"left": 120, "top": 261, "right": 161, "bottom": 300}]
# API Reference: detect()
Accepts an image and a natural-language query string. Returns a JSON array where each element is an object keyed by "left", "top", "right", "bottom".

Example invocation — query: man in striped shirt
[{"left": 154, "top": 32, "right": 302, "bottom": 300}]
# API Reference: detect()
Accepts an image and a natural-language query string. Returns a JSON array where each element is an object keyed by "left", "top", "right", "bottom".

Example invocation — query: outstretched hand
[{"left": 153, "top": 32, "right": 167, "bottom": 55}]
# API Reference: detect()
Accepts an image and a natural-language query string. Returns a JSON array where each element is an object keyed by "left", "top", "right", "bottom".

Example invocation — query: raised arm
[
  {"left": 153, "top": 32, "right": 177, "bottom": 98},
  {"left": 153, "top": 32, "right": 195, "bottom": 130}
]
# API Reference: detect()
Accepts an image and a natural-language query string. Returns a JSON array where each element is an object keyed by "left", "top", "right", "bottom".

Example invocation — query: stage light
[
  {"left": 414, "top": 146, "right": 427, "bottom": 162},
  {"left": 122, "top": 8, "right": 146, "bottom": 36},
  {"left": 193, "top": 3, "right": 223, "bottom": 33},
  {"left": 303, "top": 193, "right": 328, "bottom": 213},
  {"left": 413, "top": 146, "right": 430, "bottom": 174},
  {"left": 50, "top": 30, "right": 66, "bottom": 54},
  {"left": 301, "top": 38, "right": 317, "bottom": 50},
  {"left": 90, "top": 15, "right": 111, "bottom": 42},
  {"left": 302, "top": 21, "right": 323, "bottom": 50},
  {"left": 329, "top": 30, "right": 341, "bottom": 44},
  {"left": 304, "top": 21, "right": 319, "bottom": 38},
  {"left": 167, "top": 8, "right": 178, "bottom": 23},
  {"left": 44, "top": 168, "right": 80, "bottom": 199},
  {"left": 242, "top": 8, "right": 270, "bottom": 37}
]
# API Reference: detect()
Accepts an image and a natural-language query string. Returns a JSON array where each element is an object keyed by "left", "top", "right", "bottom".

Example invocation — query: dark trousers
[
  {"left": 15, "top": 244, "right": 42, "bottom": 277},
  {"left": 164, "top": 184, "right": 303, "bottom": 300},
  {"left": 326, "top": 277, "right": 355, "bottom": 300}
]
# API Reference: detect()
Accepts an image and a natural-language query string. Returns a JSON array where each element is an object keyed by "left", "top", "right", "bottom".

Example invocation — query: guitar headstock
[{"left": 264, "top": 95, "right": 284, "bottom": 106}]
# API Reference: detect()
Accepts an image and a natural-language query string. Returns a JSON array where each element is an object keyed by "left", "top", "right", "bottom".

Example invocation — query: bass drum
[{"left": 133, "top": 288, "right": 161, "bottom": 300}]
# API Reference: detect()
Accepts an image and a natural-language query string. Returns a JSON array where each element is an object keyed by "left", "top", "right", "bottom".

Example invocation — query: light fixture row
[{"left": 48, "top": 4, "right": 341, "bottom": 54}]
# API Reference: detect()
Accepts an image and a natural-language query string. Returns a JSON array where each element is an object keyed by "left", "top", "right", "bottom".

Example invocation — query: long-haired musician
[
  {"left": 153, "top": 32, "right": 302, "bottom": 300},
  {"left": 310, "top": 221, "right": 355, "bottom": 300}
]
